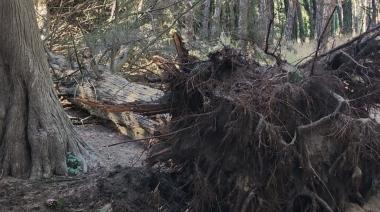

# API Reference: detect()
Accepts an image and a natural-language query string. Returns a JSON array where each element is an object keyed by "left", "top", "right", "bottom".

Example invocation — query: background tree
[
  {"left": 238, "top": 0, "right": 250, "bottom": 52},
  {"left": 0, "top": 0, "right": 90, "bottom": 178}
]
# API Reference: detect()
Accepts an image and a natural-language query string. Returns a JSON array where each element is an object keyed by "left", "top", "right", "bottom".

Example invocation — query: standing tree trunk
[
  {"left": 296, "top": 0, "right": 306, "bottom": 41},
  {"left": 285, "top": 0, "right": 297, "bottom": 39},
  {"left": 315, "top": 0, "right": 325, "bottom": 37},
  {"left": 229, "top": 1, "right": 236, "bottom": 34},
  {"left": 342, "top": 0, "right": 353, "bottom": 34},
  {"left": 303, "top": 0, "right": 316, "bottom": 38},
  {"left": 238, "top": 0, "right": 250, "bottom": 52},
  {"left": 0, "top": 0, "right": 90, "bottom": 178},
  {"left": 257, "top": 0, "right": 274, "bottom": 48},
  {"left": 211, "top": 0, "right": 222, "bottom": 38},
  {"left": 337, "top": 0, "right": 344, "bottom": 33},
  {"left": 372, "top": 0, "right": 378, "bottom": 26},
  {"left": 352, "top": 0, "right": 359, "bottom": 34},
  {"left": 202, "top": 0, "right": 211, "bottom": 39},
  {"left": 184, "top": 0, "right": 195, "bottom": 41},
  {"left": 315, "top": 0, "right": 335, "bottom": 51}
]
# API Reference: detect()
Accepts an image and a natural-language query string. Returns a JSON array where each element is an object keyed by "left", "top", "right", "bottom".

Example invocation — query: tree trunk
[
  {"left": 201, "top": 0, "right": 211, "bottom": 39},
  {"left": 0, "top": 0, "right": 90, "bottom": 178},
  {"left": 59, "top": 71, "right": 165, "bottom": 139},
  {"left": 315, "top": 0, "right": 325, "bottom": 37},
  {"left": 352, "top": 0, "right": 359, "bottom": 34},
  {"left": 296, "top": 0, "right": 305, "bottom": 41},
  {"left": 184, "top": 0, "right": 195, "bottom": 41},
  {"left": 315, "top": 0, "right": 334, "bottom": 51},
  {"left": 238, "top": 0, "right": 249, "bottom": 52},
  {"left": 342, "top": 0, "right": 353, "bottom": 33},
  {"left": 229, "top": 1, "right": 236, "bottom": 34},
  {"left": 337, "top": 0, "right": 344, "bottom": 33},
  {"left": 257, "top": 0, "right": 274, "bottom": 48},
  {"left": 303, "top": 0, "right": 316, "bottom": 38},
  {"left": 372, "top": 0, "right": 378, "bottom": 26},
  {"left": 211, "top": 0, "right": 222, "bottom": 38},
  {"left": 285, "top": 0, "right": 297, "bottom": 39}
]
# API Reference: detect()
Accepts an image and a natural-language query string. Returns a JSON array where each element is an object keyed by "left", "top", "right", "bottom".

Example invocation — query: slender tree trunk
[
  {"left": 184, "top": 0, "right": 195, "bottom": 41},
  {"left": 352, "top": 0, "right": 359, "bottom": 34},
  {"left": 296, "top": 0, "right": 305, "bottom": 41},
  {"left": 315, "top": 0, "right": 325, "bottom": 37},
  {"left": 337, "top": 0, "right": 344, "bottom": 33},
  {"left": 0, "top": 0, "right": 90, "bottom": 178},
  {"left": 229, "top": 1, "right": 236, "bottom": 34},
  {"left": 238, "top": 0, "right": 250, "bottom": 52},
  {"left": 202, "top": 0, "right": 211, "bottom": 39},
  {"left": 342, "top": 0, "right": 353, "bottom": 34},
  {"left": 311, "top": 0, "right": 317, "bottom": 38},
  {"left": 362, "top": 0, "right": 368, "bottom": 31},
  {"left": 285, "top": 0, "right": 297, "bottom": 39},
  {"left": 303, "top": 0, "right": 315, "bottom": 38},
  {"left": 211, "top": 0, "right": 222, "bottom": 38},
  {"left": 315, "top": 0, "right": 335, "bottom": 51},
  {"left": 371, "top": 0, "right": 378, "bottom": 26},
  {"left": 257, "top": 0, "right": 274, "bottom": 48}
]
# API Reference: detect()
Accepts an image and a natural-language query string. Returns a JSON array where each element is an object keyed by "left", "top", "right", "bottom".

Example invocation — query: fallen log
[{"left": 50, "top": 52, "right": 168, "bottom": 139}]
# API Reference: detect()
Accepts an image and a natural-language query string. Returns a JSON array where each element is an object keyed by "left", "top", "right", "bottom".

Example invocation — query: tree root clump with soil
[{"left": 148, "top": 34, "right": 380, "bottom": 211}]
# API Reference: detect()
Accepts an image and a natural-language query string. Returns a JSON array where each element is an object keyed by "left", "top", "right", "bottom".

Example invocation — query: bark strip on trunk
[{"left": 0, "top": 0, "right": 91, "bottom": 178}]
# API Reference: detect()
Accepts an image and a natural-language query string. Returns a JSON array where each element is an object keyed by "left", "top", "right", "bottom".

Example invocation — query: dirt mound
[
  {"left": 148, "top": 32, "right": 380, "bottom": 211},
  {"left": 96, "top": 166, "right": 187, "bottom": 212},
  {"left": 0, "top": 166, "right": 185, "bottom": 212}
]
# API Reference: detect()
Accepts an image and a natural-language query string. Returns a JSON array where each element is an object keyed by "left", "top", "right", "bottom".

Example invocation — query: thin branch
[
  {"left": 339, "top": 50, "right": 369, "bottom": 69},
  {"left": 103, "top": 125, "right": 195, "bottom": 147}
]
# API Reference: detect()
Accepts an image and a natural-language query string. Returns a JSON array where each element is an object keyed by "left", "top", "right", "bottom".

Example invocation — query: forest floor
[{"left": 0, "top": 107, "right": 161, "bottom": 212}]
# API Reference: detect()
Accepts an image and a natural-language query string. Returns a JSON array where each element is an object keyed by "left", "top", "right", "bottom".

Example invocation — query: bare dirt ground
[{"left": 0, "top": 108, "right": 158, "bottom": 212}]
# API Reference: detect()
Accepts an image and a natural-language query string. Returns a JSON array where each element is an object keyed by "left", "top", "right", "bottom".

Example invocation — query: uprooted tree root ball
[{"left": 147, "top": 34, "right": 380, "bottom": 211}]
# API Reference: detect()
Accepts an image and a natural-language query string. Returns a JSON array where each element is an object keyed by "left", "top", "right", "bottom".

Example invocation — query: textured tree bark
[
  {"left": 184, "top": 0, "right": 195, "bottom": 41},
  {"left": 342, "top": 0, "right": 353, "bottom": 33},
  {"left": 372, "top": 0, "right": 378, "bottom": 26},
  {"left": 238, "top": 0, "right": 249, "bottom": 52},
  {"left": 201, "top": 0, "right": 211, "bottom": 39},
  {"left": 229, "top": 1, "right": 236, "bottom": 33},
  {"left": 296, "top": 1, "right": 305, "bottom": 41},
  {"left": 303, "top": 0, "right": 315, "bottom": 38},
  {"left": 257, "top": 0, "right": 274, "bottom": 48},
  {"left": 211, "top": 0, "right": 222, "bottom": 38},
  {"left": 0, "top": 0, "right": 90, "bottom": 178},
  {"left": 315, "top": 0, "right": 324, "bottom": 37},
  {"left": 60, "top": 72, "right": 165, "bottom": 139},
  {"left": 337, "top": 0, "right": 344, "bottom": 32},
  {"left": 284, "top": 0, "right": 297, "bottom": 39}
]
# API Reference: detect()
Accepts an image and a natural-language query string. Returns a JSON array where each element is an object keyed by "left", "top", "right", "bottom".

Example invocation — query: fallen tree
[
  {"left": 50, "top": 52, "right": 167, "bottom": 139},
  {"left": 145, "top": 31, "right": 380, "bottom": 211}
]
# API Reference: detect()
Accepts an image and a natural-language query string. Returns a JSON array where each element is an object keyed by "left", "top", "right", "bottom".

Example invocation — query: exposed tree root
[{"left": 147, "top": 33, "right": 380, "bottom": 211}]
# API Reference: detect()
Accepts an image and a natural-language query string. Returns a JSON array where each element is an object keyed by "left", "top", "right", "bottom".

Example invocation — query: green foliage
[{"left": 66, "top": 152, "right": 82, "bottom": 176}]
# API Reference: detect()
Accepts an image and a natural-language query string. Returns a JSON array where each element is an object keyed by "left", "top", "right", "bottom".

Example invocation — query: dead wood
[
  {"left": 52, "top": 53, "right": 168, "bottom": 139},
  {"left": 147, "top": 32, "right": 380, "bottom": 212}
]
